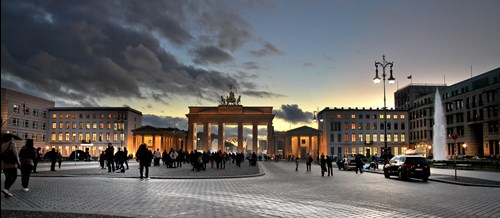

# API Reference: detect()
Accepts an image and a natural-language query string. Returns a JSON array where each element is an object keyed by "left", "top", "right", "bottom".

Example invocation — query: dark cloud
[
  {"left": 249, "top": 42, "right": 283, "bottom": 57},
  {"left": 1, "top": 0, "right": 282, "bottom": 107},
  {"left": 142, "top": 114, "right": 188, "bottom": 130},
  {"left": 242, "top": 61, "right": 260, "bottom": 70},
  {"left": 191, "top": 46, "right": 233, "bottom": 65},
  {"left": 273, "top": 104, "right": 313, "bottom": 124}
]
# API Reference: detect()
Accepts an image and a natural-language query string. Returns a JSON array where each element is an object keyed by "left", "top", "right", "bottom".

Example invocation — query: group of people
[
  {"left": 1, "top": 134, "right": 39, "bottom": 197},
  {"left": 100, "top": 143, "right": 129, "bottom": 173}
]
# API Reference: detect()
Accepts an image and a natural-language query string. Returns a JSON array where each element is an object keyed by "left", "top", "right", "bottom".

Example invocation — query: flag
[{"left": 407, "top": 75, "right": 412, "bottom": 79}]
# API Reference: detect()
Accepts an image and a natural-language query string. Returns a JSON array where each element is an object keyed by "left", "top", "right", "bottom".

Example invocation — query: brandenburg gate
[{"left": 186, "top": 85, "right": 275, "bottom": 154}]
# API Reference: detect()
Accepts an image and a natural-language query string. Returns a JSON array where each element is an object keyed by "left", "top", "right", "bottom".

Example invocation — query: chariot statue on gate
[{"left": 220, "top": 84, "right": 241, "bottom": 105}]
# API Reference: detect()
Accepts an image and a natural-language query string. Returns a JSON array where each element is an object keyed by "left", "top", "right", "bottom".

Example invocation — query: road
[{"left": 2, "top": 161, "right": 500, "bottom": 217}]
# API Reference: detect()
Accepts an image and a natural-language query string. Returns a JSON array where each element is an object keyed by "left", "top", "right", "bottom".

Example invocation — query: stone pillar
[
  {"left": 238, "top": 123, "right": 243, "bottom": 153},
  {"left": 253, "top": 123, "right": 258, "bottom": 154},
  {"left": 218, "top": 123, "right": 224, "bottom": 151},
  {"left": 161, "top": 135, "right": 164, "bottom": 152},
  {"left": 267, "top": 123, "right": 274, "bottom": 155},
  {"left": 204, "top": 123, "right": 210, "bottom": 151},
  {"left": 187, "top": 122, "right": 196, "bottom": 152},
  {"left": 308, "top": 136, "right": 312, "bottom": 155}
]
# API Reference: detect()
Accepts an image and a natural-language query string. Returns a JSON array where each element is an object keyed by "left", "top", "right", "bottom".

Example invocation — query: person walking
[
  {"left": 153, "top": 149, "right": 161, "bottom": 166},
  {"left": 1, "top": 134, "right": 21, "bottom": 197},
  {"left": 136, "top": 143, "right": 153, "bottom": 179},
  {"left": 32, "top": 147, "right": 41, "bottom": 173},
  {"left": 48, "top": 148, "right": 57, "bottom": 171},
  {"left": 99, "top": 151, "right": 106, "bottom": 169},
  {"left": 306, "top": 153, "right": 313, "bottom": 172},
  {"left": 57, "top": 150, "right": 62, "bottom": 169},
  {"left": 123, "top": 147, "right": 129, "bottom": 170},
  {"left": 326, "top": 155, "right": 333, "bottom": 177},
  {"left": 105, "top": 143, "right": 115, "bottom": 172},
  {"left": 19, "top": 139, "right": 36, "bottom": 192},
  {"left": 295, "top": 156, "right": 300, "bottom": 171},
  {"left": 355, "top": 154, "right": 364, "bottom": 174},
  {"left": 320, "top": 154, "right": 326, "bottom": 177}
]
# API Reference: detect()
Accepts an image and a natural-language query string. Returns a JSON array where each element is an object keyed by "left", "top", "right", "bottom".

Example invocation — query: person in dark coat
[
  {"left": 326, "top": 155, "right": 333, "bottom": 176},
  {"left": 355, "top": 154, "right": 364, "bottom": 174},
  {"left": 19, "top": 139, "right": 36, "bottom": 192},
  {"left": 105, "top": 143, "right": 115, "bottom": 172},
  {"left": 115, "top": 147, "right": 125, "bottom": 171},
  {"left": 48, "top": 148, "right": 57, "bottom": 171},
  {"left": 32, "top": 147, "right": 41, "bottom": 173},
  {"left": 136, "top": 143, "right": 153, "bottom": 179},
  {"left": 123, "top": 147, "right": 129, "bottom": 170},
  {"left": 99, "top": 151, "right": 106, "bottom": 169},
  {"left": 320, "top": 154, "right": 326, "bottom": 177}
]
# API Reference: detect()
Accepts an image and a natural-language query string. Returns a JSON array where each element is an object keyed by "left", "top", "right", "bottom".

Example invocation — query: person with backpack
[{"left": 1, "top": 134, "right": 21, "bottom": 197}]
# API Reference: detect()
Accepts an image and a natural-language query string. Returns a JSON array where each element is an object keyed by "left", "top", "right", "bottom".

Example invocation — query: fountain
[{"left": 433, "top": 88, "right": 448, "bottom": 160}]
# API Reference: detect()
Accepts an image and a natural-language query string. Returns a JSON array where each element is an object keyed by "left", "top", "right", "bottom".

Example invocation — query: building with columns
[
  {"left": 274, "top": 126, "right": 322, "bottom": 160},
  {"left": 185, "top": 85, "right": 275, "bottom": 154},
  {"left": 131, "top": 125, "right": 187, "bottom": 154}
]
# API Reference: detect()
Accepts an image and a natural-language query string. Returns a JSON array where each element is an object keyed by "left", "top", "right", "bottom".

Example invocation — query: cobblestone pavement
[{"left": 2, "top": 161, "right": 500, "bottom": 218}]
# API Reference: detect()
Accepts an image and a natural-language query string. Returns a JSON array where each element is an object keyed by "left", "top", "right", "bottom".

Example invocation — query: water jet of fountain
[{"left": 433, "top": 88, "right": 448, "bottom": 160}]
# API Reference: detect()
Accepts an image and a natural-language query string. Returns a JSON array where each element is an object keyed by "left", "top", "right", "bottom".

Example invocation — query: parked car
[
  {"left": 342, "top": 154, "right": 369, "bottom": 170},
  {"left": 383, "top": 155, "right": 430, "bottom": 182},
  {"left": 68, "top": 150, "right": 87, "bottom": 161}
]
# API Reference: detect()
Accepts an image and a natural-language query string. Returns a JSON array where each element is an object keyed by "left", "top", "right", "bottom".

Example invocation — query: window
[
  {"left": 59, "top": 114, "right": 64, "bottom": 119},
  {"left": 33, "top": 109, "right": 39, "bottom": 117},
  {"left": 108, "top": 113, "right": 112, "bottom": 119},
  {"left": 330, "top": 134, "right": 335, "bottom": 142},
  {"left": 72, "top": 114, "right": 77, "bottom": 119},
  {"left": 393, "top": 114, "right": 398, "bottom": 119},
  {"left": 66, "top": 122, "right": 70, "bottom": 129},
  {"left": 24, "top": 120, "right": 29, "bottom": 128},
  {"left": 65, "top": 114, "right": 70, "bottom": 119},
  {"left": 42, "top": 123, "right": 46, "bottom": 130},
  {"left": 379, "top": 114, "right": 384, "bottom": 119},
  {"left": 387, "top": 134, "right": 392, "bottom": 142},
  {"left": 358, "top": 134, "right": 363, "bottom": 142},
  {"left": 351, "top": 134, "right": 356, "bottom": 142},
  {"left": 106, "top": 133, "right": 110, "bottom": 141},
  {"left": 366, "top": 134, "right": 371, "bottom": 143},
  {"left": 400, "top": 114, "right": 405, "bottom": 119},
  {"left": 93, "top": 114, "right": 97, "bottom": 119},
  {"left": 401, "top": 134, "right": 406, "bottom": 142},
  {"left": 107, "top": 122, "right": 111, "bottom": 129},
  {"left": 373, "top": 134, "right": 378, "bottom": 142},
  {"left": 100, "top": 114, "right": 105, "bottom": 119},
  {"left": 336, "top": 114, "right": 341, "bottom": 119},
  {"left": 344, "top": 134, "right": 348, "bottom": 142},
  {"left": 99, "top": 133, "right": 103, "bottom": 141},
  {"left": 52, "top": 122, "right": 57, "bottom": 129},
  {"left": 79, "top": 122, "right": 83, "bottom": 129},
  {"left": 92, "top": 133, "right": 97, "bottom": 142},
  {"left": 86, "top": 122, "right": 90, "bottom": 129},
  {"left": 78, "top": 133, "right": 83, "bottom": 142},
  {"left": 113, "top": 133, "right": 118, "bottom": 141},
  {"left": 351, "top": 114, "right": 356, "bottom": 119},
  {"left": 366, "top": 122, "right": 370, "bottom": 130},
  {"left": 351, "top": 123, "right": 356, "bottom": 130},
  {"left": 51, "top": 133, "right": 56, "bottom": 141},
  {"left": 72, "top": 122, "right": 77, "bottom": 129},
  {"left": 65, "top": 133, "right": 70, "bottom": 141},
  {"left": 32, "top": 122, "right": 38, "bottom": 129},
  {"left": 13, "top": 118, "right": 20, "bottom": 126},
  {"left": 344, "top": 122, "right": 349, "bottom": 130},
  {"left": 380, "top": 134, "right": 385, "bottom": 142},
  {"left": 13, "top": 105, "right": 20, "bottom": 113},
  {"left": 358, "top": 122, "right": 363, "bottom": 130},
  {"left": 387, "top": 114, "right": 391, "bottom": 119},
  {"left": 59, "top": 122, "right": 63, "bottom": 129},
  {"left": 52, "top": 113, "right": 57, "bottom": 119},
  {"left": 92, "top": 122, "right": 97, "bottom": 129},
  {"left": 42, "top": 111, "right": 47, "bottom": 118},
  {"left": 24, "top": 107, "right": 30, "bottom": 115},
  {"left": 99, "top": 122, "right": 104, "bottom": 129},
  {"left": 58, "top": 133, "right": 63, "bottom": 141},
  {"left": 72, "top": 133, "right": 76, "bottom": 141}
]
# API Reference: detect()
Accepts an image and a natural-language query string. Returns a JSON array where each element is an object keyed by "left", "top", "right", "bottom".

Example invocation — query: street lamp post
[{"left": 373, "top": 55, "right": 395, "bottom": 165}]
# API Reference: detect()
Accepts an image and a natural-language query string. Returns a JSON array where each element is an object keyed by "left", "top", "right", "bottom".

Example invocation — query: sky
[{"left": 2, "top": 0, "right": 500, "bottom": 134}]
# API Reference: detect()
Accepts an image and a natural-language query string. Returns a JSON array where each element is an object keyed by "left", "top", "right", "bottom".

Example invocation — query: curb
[{"left": 363, "top": 169, "right": 500, "bottom": 188}]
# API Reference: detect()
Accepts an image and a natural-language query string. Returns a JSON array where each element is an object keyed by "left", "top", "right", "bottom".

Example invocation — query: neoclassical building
[
  {"left": 274, "top": 126, "right": 323, "bottom": 159},
  {"left": 131, "top": 125, "right": 187, "bottom": 154},
  {"left": 185, "top": 85, "right": 275, "bottom": 154}
]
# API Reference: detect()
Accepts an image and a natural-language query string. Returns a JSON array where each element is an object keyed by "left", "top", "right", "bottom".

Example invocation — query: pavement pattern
[{"left": 2, "top": 160, "right": 500, "bottom": 217}]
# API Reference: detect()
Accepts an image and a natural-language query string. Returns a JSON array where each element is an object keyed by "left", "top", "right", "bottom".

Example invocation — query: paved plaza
[{"left": 2, "top": 160, "right": 500, "bottom": 217}]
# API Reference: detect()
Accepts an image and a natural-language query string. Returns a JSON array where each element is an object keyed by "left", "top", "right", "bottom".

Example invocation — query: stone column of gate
[
  {"left": 218, "top": 123, "right": 224, "bottom": 151},
  {"left": 187, "top": 122, "right": 196, "bottom": 152},
  {"left": 238, "top": 123, "right": 243, "bottom": 153},
  {"left": 203, "top": 123, "right": 210, "bottom": 151},
  {"left": 267, "top": 123, "right": 273, "bottom": 155},
  {"left": 308, "top": 136, "right": 312, "bottom": 156},
  {"left": 253, "top": 123, "right": 258, "bottom": 154}
]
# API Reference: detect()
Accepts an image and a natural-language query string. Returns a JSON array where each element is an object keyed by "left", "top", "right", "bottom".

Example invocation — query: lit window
[
  {"left": 72, "top": 122, "right": 77, "bottom": 129},
  {"left": 92, "top": 122, "right": 97, "bottom": 129},
  {"left": 380, "top": 134, "right": 385, "bottom": 142},
  {"left": 351, "top": 123, "right": 356, "bottom": 130},
  {"left": 351, "top": 114, "right": 356, "bottom": 119},
  {"left": 51, "top": 133, "right": 56, "bottom": 141},
  {"left": 65, "top": 133, "right": 70, "bottom": 141},
  {"left": 13, "top": 118, "right": 20, "bottom": 126},
  {"left": 72, "top": 133, "right": 76, "bottom": 141},
  {"left": 336, "top": 114, "right": 341, "bottom": 119},
  {"left": 59, "top": 122, "right": 63, "bottom": 129},
  {"left": 394, "top": 134, "right": 399, "bottom": 142},
  {"left": 92, "top": 133, "right": 97, "bottom": 142},
  {"left": 66, "top": 114, "right": 70, "bottom": 119},
  {"left": 400, "top": 115, "right": 405, "bottom": 119},
  {"left": 13, "top": 105, "right": 20, "bottom": 113},
  {"left": 58, "top": 133, "right": 63, "bottom": 141},
  {"left": 394, "top": 115, "right": 398, "bottom": 119},
  {"left": 387, "top": 115, "right": 391, "bottom": 119},
  {"left": 86, "top": 122, "right": 90, "bottom": 129},
  {"left": 351, "top": 134, "right": 356, "bottom": 142},
  {"left": 387, "top": 134, "right": 392, "bottom": 142},
  {"left": 373, "top": 134, "right": 378, "bottom": 142},
  {"left": 401, "top": 134, "right": 406, "bottom": 142},
  {"left": 52, "top": 122, "right": 57, "bottom": 129},
  {"left": 358, "top": 134, "right": 363, "bottom": 142}
]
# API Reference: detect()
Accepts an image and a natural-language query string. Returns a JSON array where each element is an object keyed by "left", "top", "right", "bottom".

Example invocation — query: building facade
[
  {"left": 274, "top": 126, "right": 322, "bottom": 160},
  {"left": 48, "top": 107, "right": 142, "bottom": 158},
  {"left": 317, "top": 107, "right": 409, "bottom": 158},
  {"left": 395, "top": 67, "right": 500, "bottom": 158},
  {"left": 1, "top": 88, "right": 55, "bottom": 150},
  {"left": 131, "top": 125, "right": 187, "bottom": 154}
]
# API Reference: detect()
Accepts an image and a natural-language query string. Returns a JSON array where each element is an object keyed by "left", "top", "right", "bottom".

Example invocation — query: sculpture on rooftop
[{"left": 220, "top": 84, "right": 241, "bottom": 105}]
